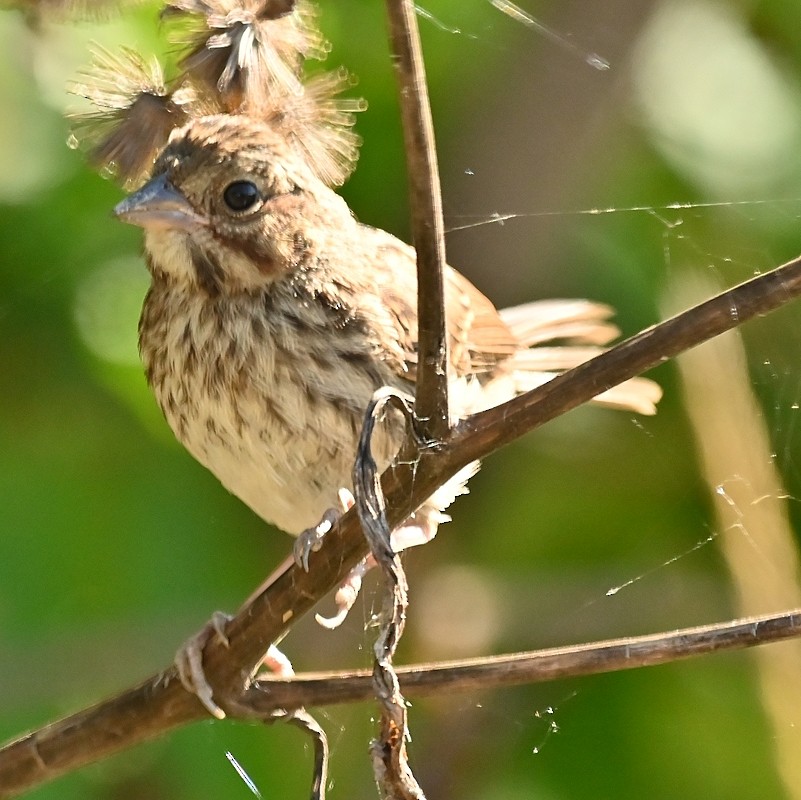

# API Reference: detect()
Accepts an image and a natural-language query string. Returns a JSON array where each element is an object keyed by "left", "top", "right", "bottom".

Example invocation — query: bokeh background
[{"left": 4, "top": 0, "right": 801, "bottom": 797}]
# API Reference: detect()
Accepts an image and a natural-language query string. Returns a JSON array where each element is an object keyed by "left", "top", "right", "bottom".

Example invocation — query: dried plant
[
  {"left": 68, "top": 0, "right": 362, "bottom": 188},
  {"left": 69, "top": 47, "right": 197, "bottom": 187},
  {"left": 261, "top": 67, "right": 365, "bottom": 186},
  {"left": 167, "top": 0, "right": 327, "bottom": 109}
]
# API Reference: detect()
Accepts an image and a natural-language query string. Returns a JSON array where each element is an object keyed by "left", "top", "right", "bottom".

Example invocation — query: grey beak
[{"left": 114, "top": 173, "right": 208, "bottom": 231}]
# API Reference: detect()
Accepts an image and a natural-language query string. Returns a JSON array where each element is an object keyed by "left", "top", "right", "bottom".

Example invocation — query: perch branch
[{"left": 3, "top": 607, "right": 801, "bottom": 797}]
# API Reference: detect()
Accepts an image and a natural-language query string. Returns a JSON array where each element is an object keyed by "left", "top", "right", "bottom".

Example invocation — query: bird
[{"left": 114, "top": 112, "right": 661, "bottom": 715}]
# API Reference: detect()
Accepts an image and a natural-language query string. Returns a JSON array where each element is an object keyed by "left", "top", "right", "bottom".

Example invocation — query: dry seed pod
[
  {"left": 167, "top": 0, "right": 327, "bottom": 112},
  {"left": 69, "top": 46, "right": 197, "bottom": 187}
]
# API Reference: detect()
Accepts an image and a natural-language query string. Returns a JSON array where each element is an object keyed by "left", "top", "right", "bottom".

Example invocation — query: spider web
[{"left": 375, "top": 2, "right": 801, "bottom": 799}]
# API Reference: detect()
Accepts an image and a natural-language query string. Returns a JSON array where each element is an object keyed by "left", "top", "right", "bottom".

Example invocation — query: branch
[
  {"left": 243, "top": 608, "right": 801, "bottom": 709},
  {"left": 4, "top": 606, "right": 801, "bottom": 797},
  {"left": 4, "top": 255, "right": 801, "bottom": 796},
  {"left": 384, "top": 0, "right": 450, "bottom": 439}
]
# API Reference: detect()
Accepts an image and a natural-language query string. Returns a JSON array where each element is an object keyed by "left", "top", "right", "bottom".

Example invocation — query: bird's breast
[{"left": 139, "top": 283, "right": 406, "bottom": 534}]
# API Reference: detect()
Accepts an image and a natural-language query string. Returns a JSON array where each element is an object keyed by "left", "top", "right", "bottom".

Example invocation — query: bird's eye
[{"left": 223, "top": 181, "right": 261, "bottom": 212}]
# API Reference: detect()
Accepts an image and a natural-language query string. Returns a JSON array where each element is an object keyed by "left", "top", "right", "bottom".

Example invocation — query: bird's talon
[
  {"left": 257, "top": 644, "right": 295, "bottom": 679},
  {"left": 337, "top": 487, "right": 356, "bottom": 512},
  {"left": 315, "top": 556, "right": 371, "bottom": 630},
  {"left": 294, "top": 506, "right": 340, "bottom": 571},
  {"left": 175, "top": 614, "right": 232, "bottom": 720}
]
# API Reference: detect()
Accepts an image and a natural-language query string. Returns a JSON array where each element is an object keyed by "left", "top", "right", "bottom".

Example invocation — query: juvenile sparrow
[{"left": 115, "top": 113, "right": 660, "bottom": 713}]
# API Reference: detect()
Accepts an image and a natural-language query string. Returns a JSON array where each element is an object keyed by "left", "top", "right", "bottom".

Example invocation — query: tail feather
[
  {"left": 495, "top": 299, "right": 662, "bottom": 416},
  {"left": 508, "top": 370, "right": 662, "bottom": 416},
  {"left": 500, "top": 299, "right": 619, "bottom": 346}
]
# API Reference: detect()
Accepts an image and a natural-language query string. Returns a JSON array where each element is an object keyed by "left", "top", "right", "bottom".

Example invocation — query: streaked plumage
[{"left": 119, "top": 114, "right": 661, "bottom": 541}]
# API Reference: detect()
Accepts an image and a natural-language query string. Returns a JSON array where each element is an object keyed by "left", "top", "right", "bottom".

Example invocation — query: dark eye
[{"left": 223, "top": 181, "right": 261, "bottom": 212}]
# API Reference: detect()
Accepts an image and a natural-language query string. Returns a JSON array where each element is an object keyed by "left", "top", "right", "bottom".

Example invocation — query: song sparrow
[{"left": 115, "top": 113, "right": 660, "bottom": 714}]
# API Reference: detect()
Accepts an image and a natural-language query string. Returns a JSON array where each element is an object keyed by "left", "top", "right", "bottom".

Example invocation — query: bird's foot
[
  {"left": 175, "top": 610, "right": 232, "bottom": 719},
  {"left": 293, "top": 488, "right": 355, "bottom": 571},
  {"left": 176, "top": 612, "right": 296, "bottom": 718},
  {"left": 313, "top": 508, "right": 443, "bottom": 629},
  {"left": 254, "top": 644, "right": 295, "bottom": 679},
  {"left": 315, "top": 555, "right": 374, "bottom": 629}
]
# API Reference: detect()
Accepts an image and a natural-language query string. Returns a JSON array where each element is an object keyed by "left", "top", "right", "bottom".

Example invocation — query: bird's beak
[{"left": 114, "top": 173, "right": 208, "bottom": 232}]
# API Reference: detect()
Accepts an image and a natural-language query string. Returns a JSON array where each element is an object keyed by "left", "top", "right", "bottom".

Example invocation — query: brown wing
[
  {"left": 343, "top": 224, "right": 661, "bottom": 416},
  {"left": 444, "top": 266, "right": 520, "bottom": 377},
  {"left": 355, "top": 225, "right": 519, "bottom": 382}
]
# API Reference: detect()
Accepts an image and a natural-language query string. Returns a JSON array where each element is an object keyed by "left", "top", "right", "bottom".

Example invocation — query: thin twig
[
  {"left": 353, "top": 388, "right": 426, "bottom": 799},
  {"left": 243, "top": 608, "right": 801, "bottom": 708},
  {"left": 384, "top": 0, "right": 450, "bottom": 439},
  {"left": 452, "top": 253, "right": 801, "bottom": 467},
  {"left": 283, "top": 711, "right": 329, "bottom": 800},
  {"left": 4, "top": 257, "right": 801, "bottom": 797}
]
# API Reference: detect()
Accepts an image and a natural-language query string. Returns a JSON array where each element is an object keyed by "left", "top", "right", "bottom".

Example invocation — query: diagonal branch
[
  {"left": 384, "top": 0, "right": 450, "bottom": 439},
  {"left": 4, "top": 255, "right": 801, "bottom": 797},
  {"left": 452, "top": 255, "right": 801, "bottom": 464}
]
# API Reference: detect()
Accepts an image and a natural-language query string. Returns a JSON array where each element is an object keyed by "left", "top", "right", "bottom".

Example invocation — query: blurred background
[{"left": 4, "top": 0, "right": 801, "bottom": 797}]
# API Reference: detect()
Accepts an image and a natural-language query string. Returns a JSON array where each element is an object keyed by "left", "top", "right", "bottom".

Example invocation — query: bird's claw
[
  {"left": 293, "top": 508, "right": 338, "bottom": 571},
  {"left": 315, "top": 556, "right": 373, "bottom": 629},
  {"left": 175, "top": 611, "right": 232, "bottom": 720},
  {"left": 293, "top": 488, "right": 355, "bottom": 571},
  {"left": 313, "top": 513, "right": 439, "bottom": 630},
  {"left": 176, "top": 613, "right": 297, "bottom": 718},
  {"left": 256, "top": 644, "right": 296, "bottom": 679}
]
